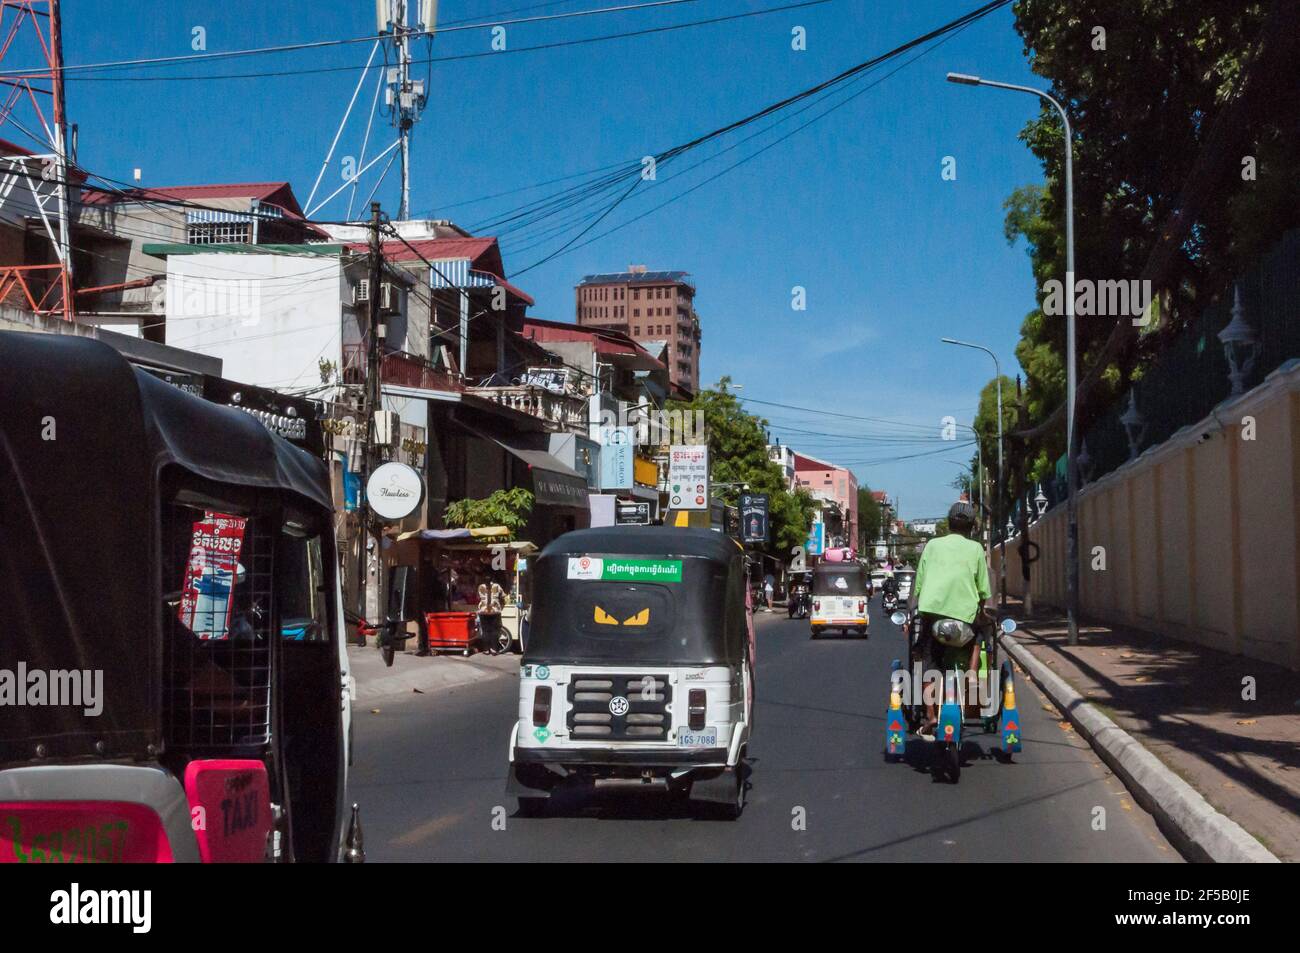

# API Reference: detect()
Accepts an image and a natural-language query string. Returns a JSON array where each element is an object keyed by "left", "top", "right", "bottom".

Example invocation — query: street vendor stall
[{"left": 391, "top": 527, "right": 537, "bottom": 655}]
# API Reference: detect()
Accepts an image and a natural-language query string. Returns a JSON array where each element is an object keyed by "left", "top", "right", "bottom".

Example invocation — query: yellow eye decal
[
  {"left": 623, "top": 608, "right": 650, "bottom": 626},
  {"left": 593, "top": 606, "right": 619, "bottom": 625}
]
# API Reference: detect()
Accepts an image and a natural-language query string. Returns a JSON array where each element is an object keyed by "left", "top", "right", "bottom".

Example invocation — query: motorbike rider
[
  {"left": 908, "top": 500, "right": 993, "bottom": 739},
  {"left": 881, "top": 572, "right": 899, "bottom": 607}
]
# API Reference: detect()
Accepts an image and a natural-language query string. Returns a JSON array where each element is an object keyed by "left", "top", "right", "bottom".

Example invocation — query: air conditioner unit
[
  {"left": 355, "top": 280, "right": 399, "bottom": 312},
  {"left": 373, "top": 410, "right": 400, "bottom": 447}
]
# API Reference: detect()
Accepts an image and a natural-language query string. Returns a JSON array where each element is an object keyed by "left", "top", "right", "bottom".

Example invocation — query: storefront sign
[
  {"left": 633, "top": 455, "right": 658, "bottom": 487},
  {"left": 616, "top": 501, "right": 651, "bottom": 525},
  {"left": 521, "top": 366, "right": 570, "bottom": 393},
  {"left": 806, "top": 520, "right": 825, "bottom": 557},
  {"left": 667, "top": 445, "right": 708, "bottom": 510},
  {"left": 367, "top": 462, "right": 425, "bottom": 520},
  {"left": 567, "top": 556, "right": 682, "bottom": 583},
  {"left": 533, "top": 468, "right": 589, "bottom": 506},
  {"left": 740, "top": 493, "right": 770, "bottom": 544},
  {"left": 598, "top": 426, "right": 634, "bottom": 491}
]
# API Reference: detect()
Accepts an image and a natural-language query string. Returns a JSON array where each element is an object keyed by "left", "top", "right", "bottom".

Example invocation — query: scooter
[
  {"left": 882, "top": 591, "right": 898, "bottom": 613},
  {"left": 787, "top": 589, "right": 809, "bottom": 619}
]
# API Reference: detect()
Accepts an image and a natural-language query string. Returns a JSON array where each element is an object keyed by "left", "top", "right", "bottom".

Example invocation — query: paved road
[{"left": 351, "top": 599, "right": 1178, "bottom": 861}]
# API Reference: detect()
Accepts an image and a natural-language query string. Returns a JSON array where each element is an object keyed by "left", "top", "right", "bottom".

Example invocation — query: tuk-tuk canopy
[
  {"left": 813, "top": 562, "right": 869, "bottom": 596},
  {"left": 0, "top": 331, "right": 332, "bottom": 765},
  {"left": 526, "top": 527, "right": 746, "bottom": 667}
]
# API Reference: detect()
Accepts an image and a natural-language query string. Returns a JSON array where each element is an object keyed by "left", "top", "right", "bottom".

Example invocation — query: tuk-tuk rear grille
[
  {"left": 567, "top": 674, "right": 673, "bottom": 742},
  {"left": 162, "top": 504, "right": 274, "bottom": 751}
]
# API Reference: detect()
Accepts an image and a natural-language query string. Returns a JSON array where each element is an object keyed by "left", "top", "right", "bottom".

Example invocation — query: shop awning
[
  {"left": 395, "top": 526, "right": 511, "bottom": 542},
  {"left": 471, "top": 431, "right": 589, "bottom": 507}
]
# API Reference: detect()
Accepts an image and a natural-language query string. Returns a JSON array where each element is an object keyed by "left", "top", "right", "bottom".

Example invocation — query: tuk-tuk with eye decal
[{"left": 507, "top": 527, "right": 754, "bottom": 819}]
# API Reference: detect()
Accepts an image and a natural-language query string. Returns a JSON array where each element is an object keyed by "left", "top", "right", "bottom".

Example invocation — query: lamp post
[
  {"left": 943, "top": 337, "right": 1005, "bottom": 610},
  {"left": 947, "top": 71, "right": 1078, "bottom": 643}
]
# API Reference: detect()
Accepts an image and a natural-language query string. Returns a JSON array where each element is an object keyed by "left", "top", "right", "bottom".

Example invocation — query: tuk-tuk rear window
[
  {"left": 813, "top": 567, "right": 867, "bottom": 595},
  {"left": 570, "top": 583, "right": 675, "bottom": 639}
]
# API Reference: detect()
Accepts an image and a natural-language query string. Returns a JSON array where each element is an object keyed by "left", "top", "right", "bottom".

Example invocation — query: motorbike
[
  {"left": 787, "top": 587, "right": 810, "bottom": 619},
  {"left": 881, "top": 590, "right": 898, "bottom": 613},
  {"left": 884, "top": 609, "right": 1020, "bottom": 784}
]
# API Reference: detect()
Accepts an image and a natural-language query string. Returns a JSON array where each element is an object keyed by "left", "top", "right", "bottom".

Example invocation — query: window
[
  {"left": 633, "top": 308, "right": 640, "bottom": 317},
  {"left": 634, "top": 326, "right": 640, "bottom": 335},
  {"left": 188, "top": 222, "right": 253, "bottom": 244},
  {"left": 279, "top": 525, "right": 329, "bottom": 643},
  {"left": 163, "top": 500, "right": 273, "bottom": 749}
]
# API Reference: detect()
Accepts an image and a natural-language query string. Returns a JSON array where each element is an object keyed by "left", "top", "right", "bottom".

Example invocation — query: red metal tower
[{"left": 0, "top": 0, "right": 72, "bottom": 320}]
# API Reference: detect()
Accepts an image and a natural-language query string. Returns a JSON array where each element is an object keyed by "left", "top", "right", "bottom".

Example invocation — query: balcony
[
  {"left": 342, "top": 344, "right": 463, "bottom": 393},
  {"left": 466, "top": 383, "right": 588, "bottom": 432}
]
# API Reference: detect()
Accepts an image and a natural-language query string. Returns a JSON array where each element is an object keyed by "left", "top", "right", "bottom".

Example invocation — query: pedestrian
[{"left": 763, "top": 577, "right": 774, "bottom": 612}]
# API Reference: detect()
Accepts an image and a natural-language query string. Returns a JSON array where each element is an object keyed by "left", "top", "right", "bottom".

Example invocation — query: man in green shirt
[{"left": 909, "top": 501, "right": 994, "bottom": 737}]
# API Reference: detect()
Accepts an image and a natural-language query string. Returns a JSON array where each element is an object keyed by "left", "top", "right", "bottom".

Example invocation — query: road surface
[{"left": 351, "top": 599, "right": 1177, "bottom": 862}]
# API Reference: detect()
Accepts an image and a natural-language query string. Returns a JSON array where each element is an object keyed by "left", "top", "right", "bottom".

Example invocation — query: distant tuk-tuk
[
  {"left": 0, "top": 332, "right": 356, "bottom": 863},
  {"left": 507, "top": 527, "right": 754, "bottom": 819},
  {"left": 810, "top": 562, "right": 871, "bottom": 639}
]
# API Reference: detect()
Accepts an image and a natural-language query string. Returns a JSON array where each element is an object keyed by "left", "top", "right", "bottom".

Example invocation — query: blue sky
[{"left": 49, "top": 0, "right": 1046, "bottom": 518}]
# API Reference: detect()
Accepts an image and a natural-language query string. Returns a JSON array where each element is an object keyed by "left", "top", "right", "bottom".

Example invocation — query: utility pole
[
  {"left": 356, "top": 201, "right": 385, "bottom": 640},
  {"left": 378, "top": 0, "right": 434, "bottom": 220}
]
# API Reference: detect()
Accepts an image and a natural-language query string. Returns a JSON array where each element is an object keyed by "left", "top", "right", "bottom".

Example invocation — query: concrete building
[
  {"left": 794, "top": 452, "right": 859, "bottom": 551},
  {"left": 574, "top": 265, "right": 701, "bottom": 393}
]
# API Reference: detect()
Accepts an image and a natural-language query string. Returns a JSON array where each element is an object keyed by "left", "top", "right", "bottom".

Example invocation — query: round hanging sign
[{"left": 366, "top": 462, "right": 424, "bottom": 520}]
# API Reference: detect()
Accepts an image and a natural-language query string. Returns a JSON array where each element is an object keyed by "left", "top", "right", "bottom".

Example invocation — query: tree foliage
[
  {"left": 668, "top": 378, "right": 817, "bottom": 557},
  {"left": 444, "top": 488, "right": 534, "bottom": 532},
  {"left": 856, "top": 486, "right": 883, "bottom": 549},
  {"left": 1004, "top": 1, "right": 1298, "bottom": 481}
]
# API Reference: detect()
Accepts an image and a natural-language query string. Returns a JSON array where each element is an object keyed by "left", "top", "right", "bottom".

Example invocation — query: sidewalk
[
  {"left": 1007, "top": 602, "right": 1300, "bottom": 861},
  {"left": 346, "top": 644, "right": 516, "bottom": 703}
]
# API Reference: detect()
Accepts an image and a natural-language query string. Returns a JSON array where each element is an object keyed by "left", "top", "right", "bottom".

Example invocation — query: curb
[{"left": 1000, "top": 633, "right": 1280, "bottom": 864}]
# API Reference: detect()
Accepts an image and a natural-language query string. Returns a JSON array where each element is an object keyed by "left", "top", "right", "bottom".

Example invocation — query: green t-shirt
[{"left": 913, "top": 533, "right": 991, "bottom": 624}]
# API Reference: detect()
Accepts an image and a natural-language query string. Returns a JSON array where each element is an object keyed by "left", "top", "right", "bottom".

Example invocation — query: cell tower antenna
[
  {"left": 378, "top": 0, "right": 435, "bottom": 220},
  {"left": 0, "top": 0, "right": 74, "bottom": 319}
]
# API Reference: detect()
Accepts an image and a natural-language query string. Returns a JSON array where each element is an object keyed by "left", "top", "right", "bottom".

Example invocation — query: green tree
[
  {"left": 668, "top": 378, "right": 816, "bottom": 558},
  {"left": 443, "top": 488, "right": 534, "bottom": 532},
  {"left": 1004, "top": 1, "right": 1298, "bottom": 478},
  {"left": 856, "top": 486, "right": 882, "bottom": 549}
]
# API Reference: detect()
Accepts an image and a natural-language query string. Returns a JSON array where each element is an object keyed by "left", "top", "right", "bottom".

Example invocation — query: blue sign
[
  {"left": 342, "top": 455, "right": 361, "bottom": 512},
  {"left": 598, "top": 426, "right": 634, "bottom": 491},
  {"left": 805, "top": 521, "right": 825, "bottom": 557}
]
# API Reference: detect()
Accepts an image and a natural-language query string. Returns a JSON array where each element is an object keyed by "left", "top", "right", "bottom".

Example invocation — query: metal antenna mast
[
  {"left": 0, "top": 0, "right": 74, "bottom": 319},
  {"left": 377, "top": 0, "right": 435, "bottom": 220}
]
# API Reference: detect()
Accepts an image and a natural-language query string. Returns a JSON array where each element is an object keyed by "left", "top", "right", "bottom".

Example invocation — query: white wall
[{"left": 163, "top": 252, "right": 345, "bottom": 391}]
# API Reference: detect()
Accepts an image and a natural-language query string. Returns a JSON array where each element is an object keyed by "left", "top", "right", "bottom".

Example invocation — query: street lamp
[
  {"left": 946, "top": 70, "right": 1079, "bottom": 643},
  {"left": 942, "top": 336, "right": 1005, "bottom": 609}
]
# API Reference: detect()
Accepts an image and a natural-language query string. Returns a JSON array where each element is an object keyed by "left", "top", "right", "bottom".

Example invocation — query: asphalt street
[{"left": 351, "top": 598, "right": 1178, "bottom": 862}]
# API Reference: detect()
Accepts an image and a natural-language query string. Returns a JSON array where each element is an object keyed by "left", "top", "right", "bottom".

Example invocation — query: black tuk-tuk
[
  {"left": 0, "top": 332, "right": 356, "bottom": 863},
  {"left": 507, "top": 527, "right": 754, "bottom": 818}
]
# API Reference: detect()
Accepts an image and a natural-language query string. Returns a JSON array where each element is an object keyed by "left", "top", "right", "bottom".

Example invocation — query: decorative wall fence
[{"left": 998, "top": 229, "right": 1300, "bottom": 670}]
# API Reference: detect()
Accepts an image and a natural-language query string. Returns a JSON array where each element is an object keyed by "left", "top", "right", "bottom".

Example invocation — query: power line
[
  {"left": 57, "top": 0, "right": 833, "bottom": 83},
  {"left": 1, "top": 0, "right": 707, "bottom": 78},
  {"left": 504, "top": 0, "right": 1009, "bottom": 272}
]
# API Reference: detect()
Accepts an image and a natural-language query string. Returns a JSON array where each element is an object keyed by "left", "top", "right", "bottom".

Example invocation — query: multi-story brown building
[{"left": 574, "top": 265, "right": 701, "bottom": 393}]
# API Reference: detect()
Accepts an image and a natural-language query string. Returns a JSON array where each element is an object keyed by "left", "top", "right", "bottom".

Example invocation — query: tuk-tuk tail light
[
  {"left": 688, "top": 689, "right": 707, "bottom": 731},
  {"left": 533, "top": 686, "right": 552, "bottom": 726}
]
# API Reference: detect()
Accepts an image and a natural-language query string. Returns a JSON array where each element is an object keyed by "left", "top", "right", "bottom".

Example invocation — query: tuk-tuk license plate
[{"left": 678, "top": 727, "right": 719, "bottom": 747}]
